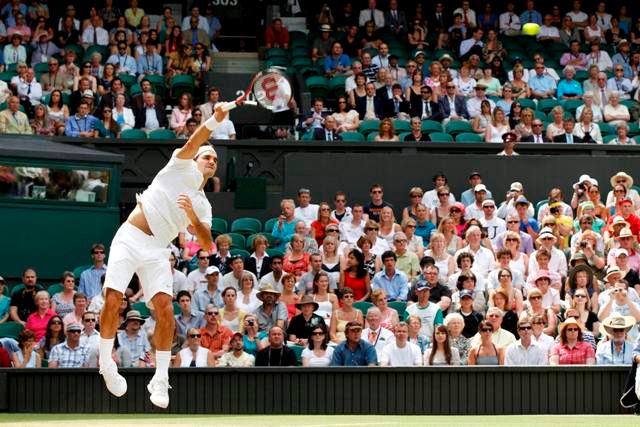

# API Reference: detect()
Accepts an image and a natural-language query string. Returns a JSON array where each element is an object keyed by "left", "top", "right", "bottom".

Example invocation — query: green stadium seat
[
  {"left": 562, "top": 99, "right": 583, "bottom": 114},
  {"left": 366, "top": 132, "right": 379, "bottom": 142},
  {"left": 266, "top": 48, "right": 289, "bottom": 60},
  {"left": 120, "top": 129, "right": 148, "bottom": 139},
  {"left": 170, "top": 75, "right": 196, "bottom": 98},
  {"left": 598, "top": 123, "right": 615, "bottom": 136},
  {"left": 535, "top": 199, "right": 548, "bottom": 218},
  {"left": 290, "top": 57, "right": 312, "bottom": 71},
  {"left": 34, "top": 62, "right": 48, "bottom": 75},
  {"left": 534, "top": 110, "right": 546, "bottom": 121},
  {"left": 398, "top": 132, "right": 410, "bottom": 141},
  {"left": 574, "top": 70, "right": 589, "bottom": 82},
  {"left": 72, "top": 265, "right": 92, "bottom": 279},
  {"left": 445, "top": 121, "right": 473, "bottom": 135},
  {"left": 518, "top": 99, "right": 536, "bottom": 111},
  {"left": 0, "top": 102, "right": 25, "bottom": 112},
  {"left": 230, "top": 248, "right": 250, "bottom": 258},
  {"left": 290, "top": 47, "right": 310, "bottom": 58},
  {"left": 129, "top": 84, "right": 142, "bottom": 98},
  {"left": 305, "top": 76, "right": 329, "bottom": 100},
  {"left": 537, "top": 99, "right": 560, "bottom": 113},
  {"left": 635, "top": 136, "right": 640, "bottom": 145},
  {"left": 266, "top": 248, "right": 284, "bottom": 257},
  {"left": 47, "top": 283, "right": 64, "bottom": 296},
  {"left": 353, "top": 301, "right": 374, "bottom": 316},
  {"left": 231, "top": 217, "right": 262, "bottom": 235},
  {"left": 340, "top": 131, "right": 365, "bottom": 142},
  {"left": 0, "top": 71, "right": 15, "bottom": 83},
  {"left": 302, "top": 131, "right": 315, "bottom": 141},
  {"left": 83, "top": 45, "right": 109, "bottom": 63},
  {"left": 455, "top": 132, "right": 484, "bottom": 142},
  {"left": 359, "top": 120, "right": 380, "bottom": 136},
  {"left": 118, "top": 73, "right": 137, "bottom": 88},
  {"left": 629, "top": 123, "right": 640, "bottom": 136},
  {"left": 265, "top": 57, "right": 289, "bottom": 68},
  {"left": 173, "top": 302, "right": 181, "bottom": 315},
  {"left": 0, "top": 322, "right": 23, "bottom": 339},
  {"left": 227, "top": 232, "right": 247, "bottom": 250},
  {"left": 148, "top": 129, "right": 177, "bottom": 139},
  {"left": 63, "top": 44, "right": 84, "bottom": 60},
  {"left": 388, "top": 301, "right": 407, "bottom": 321},
  {"left": 289, "top": 344, "right": 304, "bottom": 365},
  {"left": 421, "top": 120, "right": 442, "bottom": 133},
  {"left": 429, "top": 132, "right": 454, "bottom": 142},
  {"left": 621, "top": 99, "right": 637, "bottom": 110},
  {"left": 603, "top": 135, "right": 617, "bottom": 144},
  {"left": 144, "top": 74, "right": 166, "bottom": 98},
  {"left": 211, "top": 218, "right": 228, "bottom": 237},
  {"left": 246, "top": 233, "right": 277, "bottom": 251},
  {"left": 393, "top": 120, "right": 411, "bottom": 134},
  {"left": 132, "top": 302, "right": 151, "bottom": 318},
  {"left": 264, "top": 217, "right": 278, "bottom": 233},
  {"left": 328, "top": 75, "right": 347, "bottom": 98}
]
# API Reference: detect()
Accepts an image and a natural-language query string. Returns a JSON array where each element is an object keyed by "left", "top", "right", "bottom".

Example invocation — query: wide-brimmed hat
[
  {"left": 618, "top": 39, "right": 630, "bottom": 48},
  {"left": 611, "top": 216, "right": 630, "bottom": 228},
  {"left": 604, "top": 265, "right": 623, "bottom": 280},
  {"left": 573, "top": 174, "right": 592, "bottom": 190},
  {"left": 600, "top": 314, "right": 636, "bottom": 338},
  {"left": 295, "top": 294, "right": 319, "bottom": 311},
  {"left": 449, "top": 202, "right": 465, "bottom": 215},
  {"left": 558, "top": 317, "right": 585, "bottom": 336},
  {"left": 120, "top": 310, "right": 145, "bottom": 328},
  {"left": 257, "top": 284, "right": 281, "bottom": 301},
  {"left": 617, "top": 227, "right": 634, "bottom": 239},
  {"left": 610, "top": 172, "right": 634, "bottom": 189},
  {"left": 569, "top": 252, "right": 587, "bottom": 267},
  {"left": 439, "top": 53, "right": 453, "bottom": 62},
  {"left": 319, "top": 24, "right": 331, "bottom": 32},
  {"left": 537, "top": 227, "right": 556, "bottom": 242},
  {"left": 532, "top": 269, "right": 551, "bottom": 283}
]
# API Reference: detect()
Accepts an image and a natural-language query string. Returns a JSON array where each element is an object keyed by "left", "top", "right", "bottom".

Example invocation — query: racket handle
[{"left": 221, "top": 102, "right": 238, "bottom": 112}]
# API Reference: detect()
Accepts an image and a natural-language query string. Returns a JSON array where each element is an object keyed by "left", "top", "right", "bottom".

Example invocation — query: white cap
[
  {"left": 614, "top": 248, "right": 629, "bottom": 257},
  {"left": 205, "top": 266, "right": 220, "bottom": 275},
  {"left": 195, "top": 144, "right": 217, "bottom": 159},
  {"left": 474, "top": 184, "right": 487, "bottom": 192},
  {"left": 510, "top": 182, "right": 523, "bottom": 192},
  {"left": 482, "top": 199, "right": 496, "bottom": 207}
]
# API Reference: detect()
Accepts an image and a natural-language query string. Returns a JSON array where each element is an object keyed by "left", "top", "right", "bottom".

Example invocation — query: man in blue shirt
[
  {"left": 79, "top": 243, "right": 108, "bottom": 301},
  {"left": 529, "top": 63, "right": 556, "bottom": 99},
  {"left": 372, "top": 251, "right": 409, "bottom": 301},
  {"left": 460, "top": 172, "right": 493, "bottom": 207},
  {"left": 331, "top": 321, "right": 378, "bottom": 366},
  {"left": 324, "top": 41, "right": 351, "bottom": 78},
  {"left": 520, "top": 0, "right": 542, "bottom": 25},
  {"left": 64, "top": 100, "right": 99, "bottom": 137},
  {"left": 137, "top": 41, "right": 163, "bottom": 77}
]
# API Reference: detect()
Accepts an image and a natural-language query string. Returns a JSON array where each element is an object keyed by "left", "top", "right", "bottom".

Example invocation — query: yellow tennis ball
[{"left": 522, "top": 23, "right": 540, "bottom": 36}]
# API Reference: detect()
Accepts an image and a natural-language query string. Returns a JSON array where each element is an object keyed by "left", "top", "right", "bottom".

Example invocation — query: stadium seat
[
  {"left": 63, "top": 44, "right": 84, "bottom": 60},
  {"left": 455, "top": 132, "right": 483, "bottom": 142},
  {"left": 129, "top": 84, "right": 142, "bottom": 98},
  {"left": 231, "top": 217, "right": 262, "bottom": 235},
  {"left": 533, "top": 110, "right": 546, "bottom": 121},
  {"left": 537, "top": 99, "right": 560, "bottom": 113},
  {"left": 72, "top": 265, "right": 92, "bottom": 279},
  {"left": 535, "top": 199, "right": 548, "bottom": 218},
  {"left": 47, "top": 283, "right": 65, "bottom": 295},
  {"left": 393, "top": 120, "right": 411, "bottom": 134},
  {"left": 290, "top": 47, "right": 310, "bottom": 59},
  {"left": 421, "top": 120, "right": 442, "bottom": 133},
  {"left": 398, "top": 132, "right": 410, "bottom": 141},
  {"left": 246, "top": 233, "right": 277, "bottom": 250},
  {"left": 328, "top": 75, "right": 347, "bottom": 98},
  {"left": 603, "top": 135, "right": 617, "bottom": 144},
  {"left": 429, "top": 132, "right": 454, "bottom": 142},
  {"left": 120, "top": 129, "right": 148, "bottom": 139},
  {"left": 388, "top": 301, "right": 407, "bottom": 321},
  {"left": 173, "top": 302, "right": 181, "bottom": 315},
  {"left": 0, "top": 321, "right": 24, "bottom": 339},
  {"left": 598, "top": 123, "right": 615, "bottom": 136},
  {"left": 353, "top": 301, "right": 373, "bottom": 316},
  {"left": 144, "top": 74, "right": 166, "bottom": 98},
  {"left": 132, "top": 302, "right": 151, "bottom": 318},
  {"left": 84, "top": 45, "right": 109, "bottom": 63},
  {"left": 359, "top": 120, "right": 380, "bottom": 136},
  {"left": 0, "top": 102, "right": 25, "bottom": 112},
  {"left": 289, "top": 344, "right": 304, "bottom": 365},
  {"left": 118, "top": 73, "right": 137, "bottom": 88},
  {"left": 629, "top": 123, "right": 640, "bottom": 136},
  {"left": 0, "top": 71, "right": 15, "bottom": 83},
  {"left": 266, "top": 48, "right": 289, "bottom": 60},
  {"left": 305, "top": 76, "right": 329, "bottom": 100},
  {"left": 290, "top": 57, "right": 313, "bottom": 71},
  {"left": 230, "top": 248, "right": 250, "bottom": 258},
  {"left": 340, "top": 131, "right": 365, "bottom": 142},
  {"left": 621, "top": 99, "right": 637, "bottom": 110},
  {"left": 635, "top": 136, "right": 640, "bottom": 144},
  {"left": 445, "top": 121, "right": 473, "bottom": 135},
  {"left": 170, "top": 75, "right": 196, "bottom": 98},
  {"left": 264, "top": 217, "right": 278, "bottom": 233},
  {"left": 518, "top": 99, "right": 536, "bottom": 110},
  {"left": 228, "top": 232, "right": 247, "bottom": 250},
  {"left": 148, "top": 129, "right": 177, "bottom": 139},
  {"left": 265, "top": 57, "right": 289, "bottom": 68},
  {"left": 574, "top": 70, "right": 589, "bottom": 82},
  {"left": 211, "top": 218, "right": 228, "bottom": 237},
  {"left": 34, "top": 62, "right": 48, "bottom": 75},
  {"left": 562, "top": 99, "right": 583, "bottom": 114}
]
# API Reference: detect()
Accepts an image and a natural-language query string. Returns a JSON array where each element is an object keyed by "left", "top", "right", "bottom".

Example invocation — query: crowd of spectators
[
  {"left": 3, "top": 171, "right": 640, "bottom": 369},
  {"left": 0, "top": 1, "right": 236, "bottom": 139},
  {"left": 289, "top": 0, "right": 640, "bottom": 144}
]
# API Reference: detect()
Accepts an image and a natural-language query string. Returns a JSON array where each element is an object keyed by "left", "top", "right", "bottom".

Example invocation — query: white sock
[
  {"left": 153, "top": 350, "right": 171, "bottom": 381},
  {"left": 99, "top": 338, "right": 115, "bottom": 369}
]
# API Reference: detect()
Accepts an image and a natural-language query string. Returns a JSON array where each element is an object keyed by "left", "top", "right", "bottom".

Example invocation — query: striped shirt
[
  {"left": 117, "top": 330, "right": 150, "bottom": 367},
  {"left": 550, "top": 341, "right": 595, "bottom": 365},
  {"left": 49, "top": 342, "right": 90, "bottom": 368}
]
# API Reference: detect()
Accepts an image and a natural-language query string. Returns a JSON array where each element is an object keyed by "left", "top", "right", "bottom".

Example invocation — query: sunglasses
[
  {"left": 93, "top": 251, "right": 104, "bottom": 254},
  {"left": 84, "top": 318, "right": 96, "bottom": 322},
  {"left": 198, "top": 256, "right": 208, "bottom": 260},
  {"left": 450, "top": 209, "right": 461, "bottom": 213},
  {"left": 533, "top": 321, "right": 545, "bottom": 325},
  {"left": 68, "top": 330, "right": 81, "bottom": 334},
  {"left": 613, "top": 328, "right": 625, "bottom": 332},
  {"left": 311, "top": 331, "right": 325, "bottom": 336},
  {"left": 206, "top": 311, "right": 219, "bottom": 315},
  {"left": 51, "top": 320, "right": 63, "bottom": 325},
  {"left": 438, "top": 193, "right": 450, "bottom": 196},
  {"left": 566, "top": 328, "right": 579, "bottom": 332},
  {"left": 189, "top": 334, "right": 202, "bottom": 338},
  {"left": 480, "top": 328, "right": 493, "bottom": 332},
  {"left": 529, "top": 295, "right": 542, "bottom": 300},
  {"left": 366, "top": 228, "right": 379, "bottom": 231},
  {"left": 326, "top": 229, "right": 339, "bottom": 233},
  {"left": 518, "top": 326, "right": 532, "bottom": 331}
]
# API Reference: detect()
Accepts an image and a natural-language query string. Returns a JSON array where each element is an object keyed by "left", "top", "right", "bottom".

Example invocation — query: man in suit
[
  {"left": 97, "top": 78, "right": 126, "bottom": 111},
  {"left": 358, "top": 0, "right": 384, "bottom": 30},
  {"left": 383, "top": 83, "right": 410, "bottom": 119},
  {"left": 521, "top": 119, "right": 551, "bottom": 143},
  {"left": 69, "top": 77, "right": 96, "bottom": 115},
  {"left": 412, "top": 85, "right": 443, "bottom": 122},
  {"left": 439, "top": 82, "right": 470, "bottom": 125},
  {"left": 592, "top": 72, "right": 614, "bottom": 110},
  {"left": 552, "top": 117, "right": 583, "bottom": 143},
  {"left": 356, "top": 82, "right": 384, "bottom": 120},
  {"left": 182, "top": 16, "right": 210, "bottom": 52},
  {"left": 427, "top": 2, "right": 451, "bottom": 35},
  {"left": 403, "top": 116, "right": 430, "bottom": 142},
  {"left": 312, "top": 115, "right": 343, "bottom": 141},
  {"left": 376, "top": 73, "right": 395, "bottom": 102},
  {"left": 131, "top": 79, "right": 164, "bottom": 111},
  {"left": 134, "top": 92, "right": 167, "bottom": 131},
  {"left": 384, "top": 0, "right": 406, "bottom": 35},
  {"left": 0, "top": 95, "right": 31, "bottom": 134}
]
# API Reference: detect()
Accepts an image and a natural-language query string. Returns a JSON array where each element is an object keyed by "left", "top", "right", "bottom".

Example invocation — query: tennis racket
[{"left": 221, "top": 68, "right": 293, "bottom": 113}]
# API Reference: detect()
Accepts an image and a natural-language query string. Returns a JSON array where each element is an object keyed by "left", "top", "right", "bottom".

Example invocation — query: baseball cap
[
  {"left": 515, "top": 196, "right": 529, "bottom": 205},
  {"left": 620, "top": 197, "right": 634, "bottom": 205},
  {"left": 459, "top": 289, "right": 473, "bottom": 299},
  {"left": 614, "top": 248, "right": 629, "bottom": 257},
  {"left": 66, "top": 323, "right": 82, "bottom": 332},
  {"left": 469, "top": 171, "right": 481, "bottom": 179},
  {"left": 474, "top": 184, "right": 487, "bottom": 192},
  {"left": 510, "top": 182, "right": 523, "bottom": 192},
  {"left": 231, "top": 332, "right": 243, "bottom": 341},
  {"left": 415, "top": 279, "right": 431, "bottom": 292},
  {"left": 0, "top": 276, "right": 4, "bottom": 283},
  {"left": 482, "top": 199, "right": 495, "bottom": 207},
  {"left": 205, "top": 266, "right": 220, "bottom": 276}
]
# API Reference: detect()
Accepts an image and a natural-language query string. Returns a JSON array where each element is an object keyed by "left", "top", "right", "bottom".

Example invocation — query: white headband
[{"left": 194, "top": 145, "right": 217, "bottom": 159}]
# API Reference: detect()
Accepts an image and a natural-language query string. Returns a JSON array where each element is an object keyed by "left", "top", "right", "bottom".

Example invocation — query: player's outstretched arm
[
  {"left": 176, "top": 104, "right": 229, "bottom": 160},
  {"left": 177, "top": 193, "right": 213, "bottom": 250}
]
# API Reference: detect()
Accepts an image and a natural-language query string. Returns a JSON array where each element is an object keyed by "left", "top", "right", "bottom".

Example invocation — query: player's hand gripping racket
[{"left": 221, "top": 68, "right": 293, "bottom": 113}]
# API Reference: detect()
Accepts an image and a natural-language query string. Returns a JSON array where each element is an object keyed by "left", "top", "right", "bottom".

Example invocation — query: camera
[
  {"left": 579, "top": 242, "right": 588, "bottom": 248},
  {"left": 247, "top": 319, "right": 255, "bottom": 326},
  {"left": 550, "top": 207, "right": 559, "bottom": 214}
]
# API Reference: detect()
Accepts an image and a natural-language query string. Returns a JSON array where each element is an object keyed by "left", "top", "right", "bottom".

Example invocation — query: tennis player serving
[{"left": 99, "top": 103, "right": 229, "bottom": 408}]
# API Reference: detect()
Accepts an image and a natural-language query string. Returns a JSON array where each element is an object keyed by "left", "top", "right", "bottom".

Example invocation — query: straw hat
[
  {"left": 257, "top": 284, "right": 281, "bottom": 301},
  {"left": 610, "top": 172, "right": 634, "bottom": 189},
  {"left": 295, "top": 294, "right": 319, "bottom": 311},
  {"left": 558, "top": 317, "right": 585, "bottom": 336},
  {"left": 599, "top": 314, "right": 636, "bottom": 339}
]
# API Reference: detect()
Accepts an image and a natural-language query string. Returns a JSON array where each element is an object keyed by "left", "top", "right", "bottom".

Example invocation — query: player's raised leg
[{"left": 146, "top": 292, "right": 175, "bottom": 408}]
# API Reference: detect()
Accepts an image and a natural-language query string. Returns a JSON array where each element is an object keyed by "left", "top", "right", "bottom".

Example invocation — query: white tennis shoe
[
  {"left": 100, "top": 363, "right": 127, "bottom": 397},
  {"left": 147, "top": 377, "right": 171, "bottom": 408}
]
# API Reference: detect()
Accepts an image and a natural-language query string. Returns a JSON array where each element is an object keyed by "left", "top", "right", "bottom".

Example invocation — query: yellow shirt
[
  {"left": 0, "top": 109, "right": 32, "bottom": 134},
  {"left": 395, "top": 251, "right": 420, "bottom": 278}
]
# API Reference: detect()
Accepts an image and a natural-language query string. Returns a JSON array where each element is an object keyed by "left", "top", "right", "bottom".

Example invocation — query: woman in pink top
[
  {"left": 25, "top": 290, "right": 56, "bottom": 341},
  {"left": 170, "top": 93, "right": 193, "bottom": 136}
]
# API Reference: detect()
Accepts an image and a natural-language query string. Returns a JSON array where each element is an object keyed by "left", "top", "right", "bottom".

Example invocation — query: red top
[
  {"left": 344, "top": 272, "right": 368, "bottom": 301},
  {"left": 264, "top": 26, "right": 290, "bottom": 48},
  {"left": 283, "top": 253, "right": 311, "bottom": 280},
  {"left": 607, "top": 213, "right": 640, "bottom": 236},
  {"left": 25, "top": 309, "right": 57, "bottom": 341},
  {"left": 550, "top": 340, "right": 595, "bottom": 365},
  {"left": 310, "top": 219, "right": 339, "bottom": 246},
  {"left": 0, "top": 347, "right": 10, "bottom": 368}
]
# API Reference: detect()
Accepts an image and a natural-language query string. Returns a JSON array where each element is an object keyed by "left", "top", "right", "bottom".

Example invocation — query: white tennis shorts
[{"left": 104, "top": 222, "right": 173, "bottom": 302}]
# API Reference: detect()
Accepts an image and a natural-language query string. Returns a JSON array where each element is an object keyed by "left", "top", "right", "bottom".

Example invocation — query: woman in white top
[
  {"left": 437, "top": 217, "right": 464, "bottom": 256},
  {"left": 301, "top": 324, "right": 334, "bottom": 367},
  {"left": 236, "top": 274, "right": 260, "bottom": 313},
  {"left": 472, "top": 100, "right": 493, "bottom": 136},
  {"left": 401, "top": 218, "right": 425, "bottom": 259},
  {"left": 219, "top": 287, "right": 246, "bottom": 333},
  {"left": 174, "top": 328, "right": 216, "bottom": 367},
  {"left": 425, "top": 232, "right": 456, "bottom": 283},
  {"left": 379, "top": 206, "right": 402, "bottom": 246},
  {"left": 573, "top": 107, "right": 603, "bottom": 143},
  {"left": 312, "top": 271, "right": 338, "bottom": 324},
  {"left": 112, "top": 93, "right": 135, "bottom": 131},
  {"left": 423, "top": 325, "right": 461, "bottom": 365},
  {"left": 332, "top": 95, "right": 360, "bottom": 133},
  {"left": 453, "top": 65, "right": 476, "bottom": 97},
  {"left": 321, "top": 235, "right": 343, "bottom": 284},
  {"left": 503, "top": 231, "right": 528, "bottom": 277},
  {"left": 546, "top": 106, "right": 566, "bottom": 140},
  {"left": 170, "top": 93, "right": 193, "bottom": 136},
  {"left": 484, "top": 106, "right": 510, "bottom": 142},
  {"left": 584, "top": 15, "right": 606, "bottom": 44}
]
